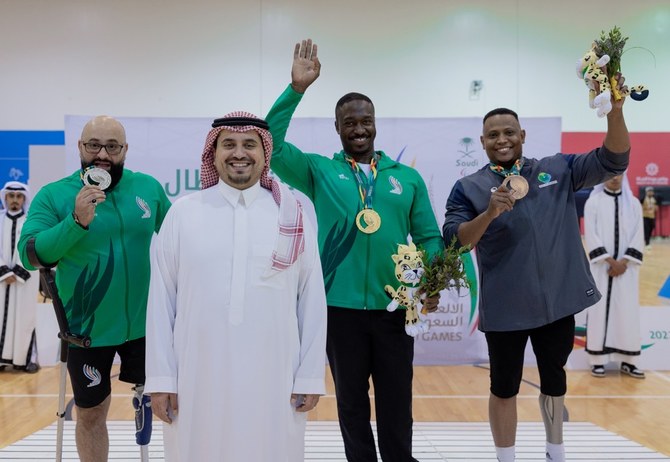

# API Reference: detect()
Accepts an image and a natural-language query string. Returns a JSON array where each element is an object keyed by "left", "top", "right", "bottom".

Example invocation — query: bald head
[{"left": 81, "top": 116, "right": 126, "bottom": 144}]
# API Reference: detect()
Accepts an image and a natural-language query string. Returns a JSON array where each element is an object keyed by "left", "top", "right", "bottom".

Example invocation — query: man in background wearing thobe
[
  {"left": 584, "top": 174, "right": 645, "bottom": 378},
  {"left": 0, "top": 181, "right": 39, "bottom": 372},
  {"left": 145, "top": 112, "right": 328, "bottom": 461}
]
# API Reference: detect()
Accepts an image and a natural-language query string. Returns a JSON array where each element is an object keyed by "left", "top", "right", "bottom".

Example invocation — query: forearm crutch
[{"left": 26, "top": 238, "right": 91, "bottom": 462}]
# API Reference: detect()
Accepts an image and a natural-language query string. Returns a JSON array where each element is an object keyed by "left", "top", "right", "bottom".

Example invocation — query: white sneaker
[
  {"left": 591, "top": 365, "right": 606, "bottom": 377},
  {"left": 621, "top": 362, "right": 645, "bottom": 379}
]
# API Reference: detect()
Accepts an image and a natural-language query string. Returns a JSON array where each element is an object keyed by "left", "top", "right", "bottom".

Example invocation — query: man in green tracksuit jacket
[
  {"left": 18, "top": 115, "right": 171, "bottom": 462},
  {"left": 266, "top": 39, "right": 443, "bottom": 462}
]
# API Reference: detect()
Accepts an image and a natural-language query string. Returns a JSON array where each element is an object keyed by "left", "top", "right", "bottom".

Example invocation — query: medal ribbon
[
  {"left": 345, "top": 153, "right": 378, "bottom": 210},
  {"left": 489, "top": 158, "right": 523, "bottom": 177},
  {"left": 80, "top": 167, "right": 91, "bottom": 185}
]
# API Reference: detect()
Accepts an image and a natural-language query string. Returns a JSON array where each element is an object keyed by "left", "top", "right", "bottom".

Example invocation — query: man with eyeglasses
[{"left": 19, "top": 115, "right": 171, "bottom": 462}]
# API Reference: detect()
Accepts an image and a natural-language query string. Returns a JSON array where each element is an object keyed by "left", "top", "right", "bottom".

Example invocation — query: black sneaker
[
  {"left": 24, "top": 362, "right": 40, "bottom": 374},
  {"left": 14, "top": 363, "right": 40, "bottom": 373},
  {"left": 621, "top": 362, "right": 645, "bottom": 379},
  {"left": 591, "top": 365, "right": 605, "bottom": 377}
]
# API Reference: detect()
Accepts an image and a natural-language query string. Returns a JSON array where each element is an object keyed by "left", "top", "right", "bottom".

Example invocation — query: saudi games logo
[{"left": 456, "top": 137, "right": 481, "bottom": 176}]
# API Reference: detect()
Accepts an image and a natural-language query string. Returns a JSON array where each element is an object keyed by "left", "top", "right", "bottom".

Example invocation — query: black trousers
[
  {"left": 643, "top": 217, "right": 655, "bottom": 245},
  {"left": 326, "top": 306, "right": 418, "bottom": 462}
]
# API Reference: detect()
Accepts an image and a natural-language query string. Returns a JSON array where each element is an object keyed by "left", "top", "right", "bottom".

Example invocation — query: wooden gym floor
[{"left": 1, "top": 239, "right": 668, "bottom": 458}]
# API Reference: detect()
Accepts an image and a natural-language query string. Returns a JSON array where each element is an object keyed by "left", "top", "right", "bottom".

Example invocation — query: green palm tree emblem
[{"left": 65, "top": 241, "right": 115, "bottom": 339}]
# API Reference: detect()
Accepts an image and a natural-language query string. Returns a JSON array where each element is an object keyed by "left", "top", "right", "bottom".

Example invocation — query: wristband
[{"left": 72, "top": 212, "right": 89, "bottom": 230}]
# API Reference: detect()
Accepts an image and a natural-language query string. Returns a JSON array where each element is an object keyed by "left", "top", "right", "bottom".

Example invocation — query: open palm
[{"left": 291, "top": 39, "right": 321, "bottom": 93}]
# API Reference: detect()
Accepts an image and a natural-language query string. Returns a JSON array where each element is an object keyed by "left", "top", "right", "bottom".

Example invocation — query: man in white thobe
[
  {"left": 145, "top": 112, "right": 328, "bottom": 461},
  {"left": 0, "top": 181, "right": 39, "bottom": 372},
  {"left": 584, "top": 174, "right": 645, "bottom": 378}
]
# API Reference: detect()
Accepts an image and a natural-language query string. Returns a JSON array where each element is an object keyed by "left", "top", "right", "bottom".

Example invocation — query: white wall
[{"left": 1, "top": 0, "right": 668, "bottom": 131}]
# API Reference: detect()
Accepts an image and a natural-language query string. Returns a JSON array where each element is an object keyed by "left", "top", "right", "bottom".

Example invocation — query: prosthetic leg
[
  {"left": 133, "top": 384, "right": 152, "bottom": 461},
  {"left": 540, "top": 394, "right": 566, "bottom": 461},
  {"left": 26, "top": 238, "right": 90, "bottom": 462},
  {"left": 539, "top": 393, "right": 564, "bottom": 443}
]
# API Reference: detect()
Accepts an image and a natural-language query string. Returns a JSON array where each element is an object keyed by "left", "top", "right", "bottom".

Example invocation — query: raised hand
[
  {"left": 609, "top": 71, "right": 628, "bottom": 111},
  {"left": 291, "top": 39, "right": 321, "bottom": 94},
  {"left": 603, "top": 70, "right": 630, "bottom": 152}
]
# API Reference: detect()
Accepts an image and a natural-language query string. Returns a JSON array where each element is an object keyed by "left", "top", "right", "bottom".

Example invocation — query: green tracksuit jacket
[
  {"left": 266, "top": 85, "right": 443, "bottom": 310},
  {"left": 18, "top": 170, "right": 171, "bottom": 347}
]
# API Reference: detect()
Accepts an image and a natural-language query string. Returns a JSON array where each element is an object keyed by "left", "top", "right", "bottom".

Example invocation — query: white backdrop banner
[
  {"left": 569, "top": 306, "right": 670, "bottom": 370},
  {"left": 65, "top": 115, "right": 561, "bottom": 365}
]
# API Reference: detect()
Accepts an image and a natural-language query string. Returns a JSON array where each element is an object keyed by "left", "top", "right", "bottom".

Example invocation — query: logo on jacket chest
[
  {"left": 388, "top": 176, "right": 403, "bottom": 195},
  {"left": 136, "top": 196, "right": 151, "bottom": 218},
  {"left": 537, "top": 172, "right": 558, "bottom": 188}
]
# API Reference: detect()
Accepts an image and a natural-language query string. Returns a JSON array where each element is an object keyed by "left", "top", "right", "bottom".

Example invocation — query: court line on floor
[{"left": 3, "top": 393, "right": 670, "bottom": 399}]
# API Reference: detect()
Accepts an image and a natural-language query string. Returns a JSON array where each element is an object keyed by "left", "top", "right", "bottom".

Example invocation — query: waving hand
[{"left": 291, "top": 39, "right": 321, "bottom": 94}]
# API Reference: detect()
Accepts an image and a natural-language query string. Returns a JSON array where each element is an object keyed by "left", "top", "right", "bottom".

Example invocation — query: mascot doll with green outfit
[
  {"left": 385, "top": 239, "right": 470, "bottom": 337},
  {"left": 576, "top": 26, "right": 649, "bottom": 118},
  {"left": 384, "top": 242, "right": 429, "bottom": 337}
]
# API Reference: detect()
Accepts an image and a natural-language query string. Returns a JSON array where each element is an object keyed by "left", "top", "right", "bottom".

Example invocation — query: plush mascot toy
[
  {"left": 576, "top": 44, "right": 613, "bottom": 118},
  {"left": 385, "top": 242, "right": 429, "bottom": 337},
  {"left": 576, "top": 42, "right": 649, "bottom": 118}
]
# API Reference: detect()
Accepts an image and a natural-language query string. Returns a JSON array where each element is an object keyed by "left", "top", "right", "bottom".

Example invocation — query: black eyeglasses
[{"left": 83, "top": 142, "right": 124, "bottom": 155}]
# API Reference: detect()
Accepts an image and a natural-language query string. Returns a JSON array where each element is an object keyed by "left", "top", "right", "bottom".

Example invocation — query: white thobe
[
  {"left": 584, "top": 190, "right": 644, "bottom": 364},
  {"left": 0, "top": 212, "right": 39, "bottom": 367},
  {"left": 145, "top": 180, "right": 327, "bottom": 462}
]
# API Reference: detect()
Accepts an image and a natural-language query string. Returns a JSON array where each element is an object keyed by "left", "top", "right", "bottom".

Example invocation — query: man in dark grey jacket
[{"left": 442, "top": 74, "right": 631, "bottom": 462}]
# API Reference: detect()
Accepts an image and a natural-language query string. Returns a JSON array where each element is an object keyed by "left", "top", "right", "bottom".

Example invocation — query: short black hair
[
  {"left": 483, "top": 107, "right": 519, "bottom": 124},
  {"left": 335, "top": 92, "right": 374, "bottom": 117}
]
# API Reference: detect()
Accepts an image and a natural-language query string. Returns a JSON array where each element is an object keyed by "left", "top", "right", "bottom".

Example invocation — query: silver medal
[{"left": 82, "top": 167, "right": 112, "bottom": 190}]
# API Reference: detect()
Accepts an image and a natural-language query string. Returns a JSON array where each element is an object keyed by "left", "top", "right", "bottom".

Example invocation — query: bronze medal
[
  {"left": 356, "top": 208, "right": 382, "bottom": 234},
  {"left": 501, "top": 175, "right": 529, "bottom": 200}
]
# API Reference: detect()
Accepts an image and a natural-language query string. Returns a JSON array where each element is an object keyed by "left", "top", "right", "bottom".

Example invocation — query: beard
[{"left": 81, "top": 161, "right": 124, "bottom": 191}]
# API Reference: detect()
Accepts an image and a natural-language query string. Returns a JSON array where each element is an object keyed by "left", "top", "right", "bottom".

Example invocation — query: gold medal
[
  {"left": 501, "top": 175, "right": 529, "bottom": 200},
  {"left": 356, "top": 208, "right": 382, "bottom": 234}
]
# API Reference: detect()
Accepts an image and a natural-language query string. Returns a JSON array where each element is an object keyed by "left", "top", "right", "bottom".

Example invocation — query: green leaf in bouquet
[
  {"left": 594, "top": 26, "right": 628, "bottom": 78},
  {"left": 417, "top": 237, "right": 471, "bottom": 299}
]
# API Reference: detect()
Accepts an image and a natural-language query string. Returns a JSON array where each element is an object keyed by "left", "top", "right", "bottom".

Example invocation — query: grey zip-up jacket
[{"left": 443, "top": 146, "right": 628, "bottom": 331}]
